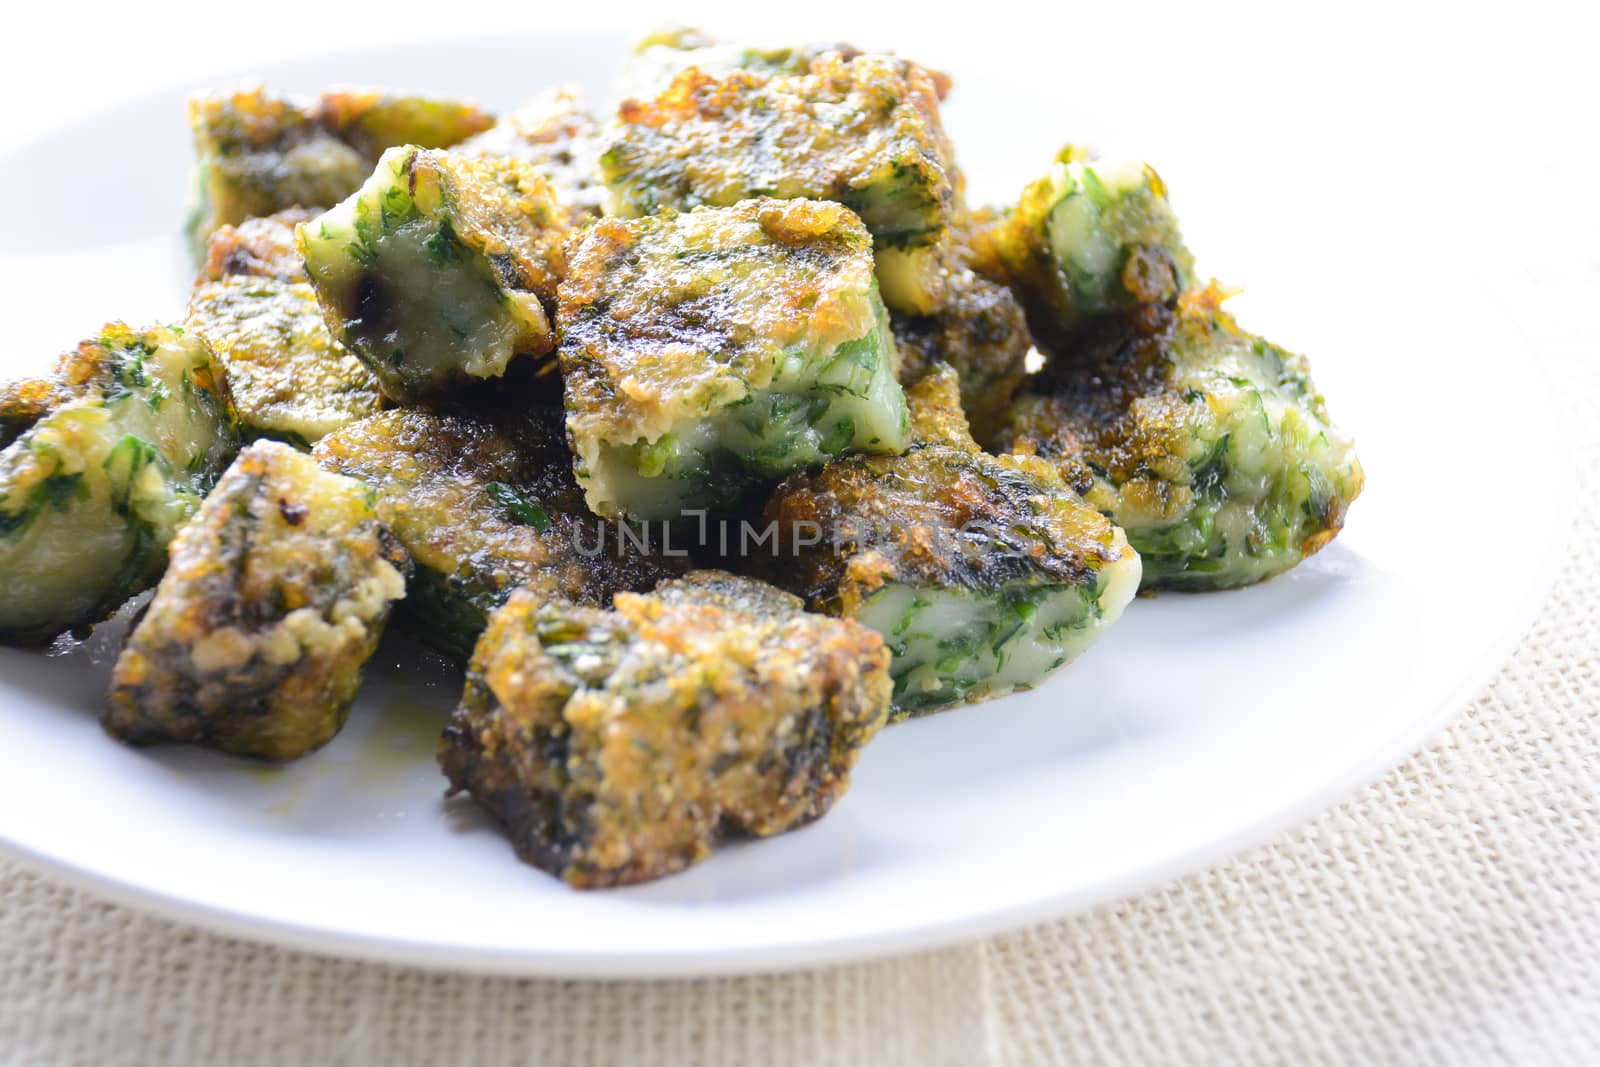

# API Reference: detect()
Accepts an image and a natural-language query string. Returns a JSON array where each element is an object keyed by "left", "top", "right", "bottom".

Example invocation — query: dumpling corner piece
[
  {"left": 992, "top": 284, "right": 1363, "bottom": 591},
  {"left": 558, "top": 197, "right": 910, "bottom": 521},
  {"left": 297, "top": 145, "right": 571, "bottom": 404},
  {"left": 760, "top": 367, "right": 1141, "bottom": 716},
  {"left": 439, "top": 570, "right": 892, "bottom": 888},
  {"left": 104, "top": 440, "right": 410, "bottom": 761},
  {"left": 0, "top": 323, "right": 239, "bottom": 644}
]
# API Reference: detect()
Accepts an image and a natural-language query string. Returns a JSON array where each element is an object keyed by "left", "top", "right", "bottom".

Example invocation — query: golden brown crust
[
  {"left": 556, "top": 197, "right": 906, "bottom": 518},
  {"left": 999, "top": 285, "right": 1237, "bottom": 496},
  {"left": 891, "top": 264, "right": 1033, "bottom": 441},
  {"left": 454, "top": 87, "right": 604, "bottom": 223},
  {"left": 297, "top": 147, "right": 572, "bottom": 403},
  {"left": 186, "top": 275, "right": 382, "bottom": 446},
  {"left": 993, "top": 284, "right": 1364, "bottom": 589},
  {"left": 900, "top": 362, "right": 981, "bottom": 453},
  {"left": 978, "top": 158, "right": 1194, "bottom": 348},
  {"left": 187, "top": 85, "right": 495, "bottom": 246},
  {"left": 428, "top": 151, "right": 571, "bottom": 309},
  {"left": 315, "top": 90, "right": 495, "bottom": 159},
  {"left": 0, "top": 377, "right": 72, "bottom": 449}
]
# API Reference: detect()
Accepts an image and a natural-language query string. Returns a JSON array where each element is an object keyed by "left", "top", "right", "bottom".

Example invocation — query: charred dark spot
[
  {"left": 1120, "top": 244, "right": 1181, "bottom": 307},
  {"left": 278, "top": 498, "right": 309, "bottom": 526},
  {"left": 488, "top": 252, "right": 520, "bottom": 287},
  {"left": 221, "top": 248, "right": 254, "bottom": 277}
]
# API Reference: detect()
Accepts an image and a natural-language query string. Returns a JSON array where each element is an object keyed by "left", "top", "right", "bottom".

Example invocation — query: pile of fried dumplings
[{"left": 0, "top": 28, "right": 1362, "bottom": 887}]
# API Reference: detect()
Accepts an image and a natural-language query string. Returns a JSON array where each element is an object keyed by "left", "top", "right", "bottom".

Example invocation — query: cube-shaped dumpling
[
  {"left": 186, "top": 86, "right": 493, "bottom": 252},
  {"left": 992, "top": 284, "right": 1363, "bottom": 591},
  {"left": 980, "top": 156, "right": 1194, "bottom": 346},
  {"left": 313, "top": 408, "right": 690, "bottom": 661},
  {"left": 559, "top": 198, "right": 909, "bottom": 520},
  {"left": 600, "top": 51, "right": 959, "bottom": 312},
  {"left": 0, "top": 324, "right": 239, "bottom": 643},
  {"left": 761, "top": 367, "right": 1141, "bottom": 715},
  {"left": 104, "top": 441, "right": 410, "bottom": 761},
  {"left": 298, "top": 146, "right": 571, "bottom": 404},
  {"left": 188, "top": 210, "right": 382, "bottom": 447},
  {"left": 439, "top": 570, "right": 892, "bottom": 887}
]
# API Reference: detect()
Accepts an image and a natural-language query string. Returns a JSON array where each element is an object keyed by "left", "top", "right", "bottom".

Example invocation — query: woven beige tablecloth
[{"left": 0, "top": 173, "right": 1594, "bottom": 1067}]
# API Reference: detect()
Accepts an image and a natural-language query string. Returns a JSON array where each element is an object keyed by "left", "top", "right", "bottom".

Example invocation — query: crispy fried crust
[
  {"left": 186, "top": 273, "right": 382, "bottom": 447},
  {"left": 312, "top": 408, "right": 689, "bottom": 660},
  {"left": 993, "top": 285, "right": 1364, "bottom": 589},
  {"left": 560, "top": 197, "right": 873, "bottom": 447},
  {"left": 198, "top": 207, "right": 319, "bottom": 283},
  {"left": 0, "top": 327, "right": 169, "bottom": 443},
  {"left": 763, "top": 369, "right": 1127, "bottom": 616},
  {"left": 103, "top": 442, "right": 410, "bottom": 760},
  {"left": 405, "top": 152, "right": 569, "bottom": 307},
  {"left": 619, "top": 27, "right": 869, "bottom": 100},
  {"left": 891, "top": 265, "right": 1033, "bottom": 441},
  {"left": 316, "top": 89, "right": 496, "bottom": 160},
  {"left": 191, "top": 208, "right": 381, "bottom": 446},
  {"left": 756, "top": 367, "right": 1139, "bottom": 711},
  {"left": 439, "top": 570, "right": 891, "bottom": 887},
  {"left": 0, "top": 377, "right": 72, "bottom": 450},
  {"left": 601, "top": 52, "right": 956, "bottom": 249}
]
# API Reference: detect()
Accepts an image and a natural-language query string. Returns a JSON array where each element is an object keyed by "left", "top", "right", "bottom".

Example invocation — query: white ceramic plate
[{"left": 0, "top": 33, "right": 1569, "bottom": 977}]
